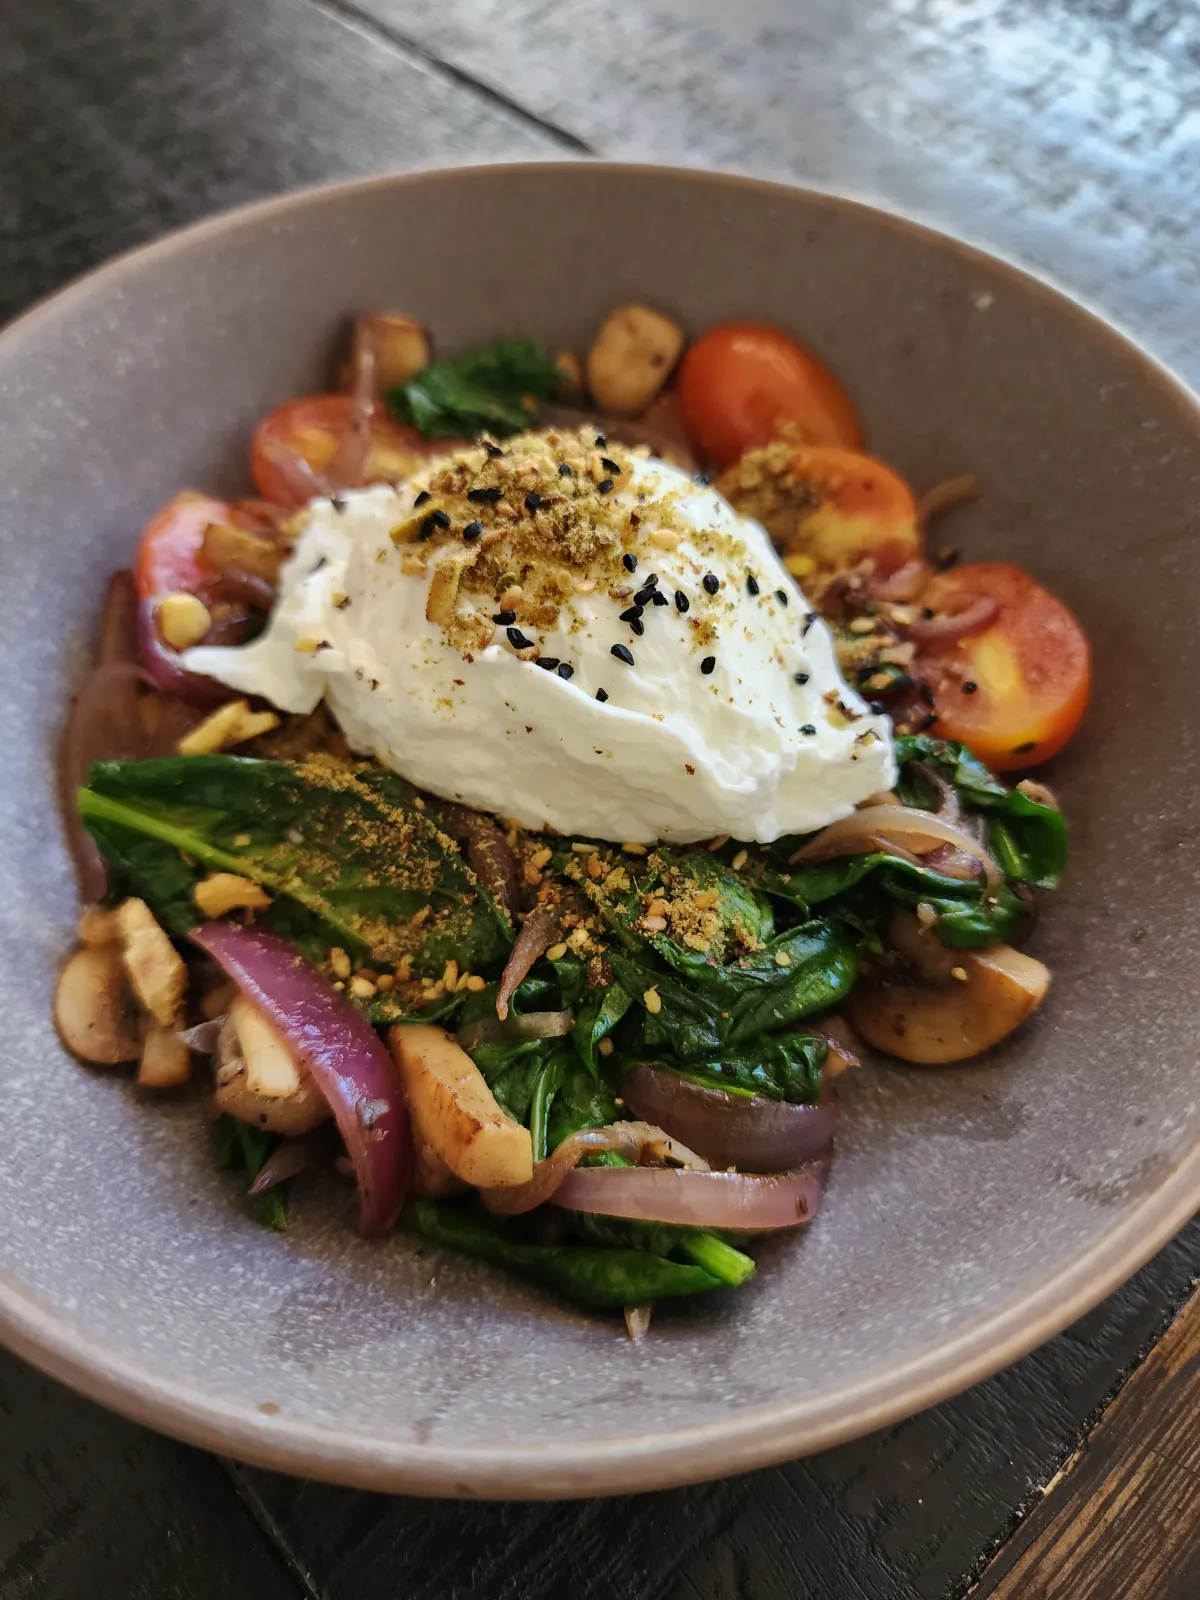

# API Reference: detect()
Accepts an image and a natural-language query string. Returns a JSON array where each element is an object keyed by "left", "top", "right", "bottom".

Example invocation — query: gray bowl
[{"left": 0, "top": 164, "right": 1196, "bottom": 1497}]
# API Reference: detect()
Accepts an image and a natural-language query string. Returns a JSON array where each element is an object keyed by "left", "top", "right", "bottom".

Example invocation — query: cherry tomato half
[
  {"left": 250, "top": 394, "right": 460, "bottom": 509},
  {"left": 676, "top": 321, "right": 863, "bottom": 469},
  {"left": 719, "top": 444, "right": 922, "bottom": 580},
  {"left": 134, "top": 490, "right": 231, "bottom": 602},
  {"left": 916, "top": 563, "right": 1091, "bottom": 770}
]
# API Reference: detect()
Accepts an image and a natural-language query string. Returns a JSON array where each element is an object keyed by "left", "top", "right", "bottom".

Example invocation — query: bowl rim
[{"left": 3, "top": 159, "right": 1198, "bottom": 1497}]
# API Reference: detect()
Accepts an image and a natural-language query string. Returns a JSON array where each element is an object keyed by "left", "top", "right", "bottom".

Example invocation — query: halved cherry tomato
[
  {"left": 676, "top": 322, "right": 863, "bottom": 468},
  {"left": 250, "top": 394, "right": 460, "bottom": 509},
  {"left": 718, "top": 444, "right": 922, "bottom": 579},
  {"left": 135, "top": 490, "right": 231, "bottom": 601},
  {"left": 916, "top": 563, "right": 1091, "bottom": 770}
]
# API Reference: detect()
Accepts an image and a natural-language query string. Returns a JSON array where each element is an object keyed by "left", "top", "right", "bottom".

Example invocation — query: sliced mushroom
[
  {"left": 138, "top": 1016, "right": 192, "bottom": 1088},
  {"left": 213, "top": 1001, "right": 331, "bottom": 1135},
  {"left": 844, "top": 911, "right": 1050, "bottom": 1064},
  {"left": 345, "top": 313, "right": 430, "bottom": 395},
  {"left": 389, "top": 1023, "right": 533, "bottom": 1189},
  {"left": 585, "top": 304, "right": 685, "bottom": 416},
  {"left": 116, "top": 897, "right": 187, "bottom": 1026},
  {"left": 76, "top": 906, "right": 122, "bottom": 946},
  {"left": 55, "top": 945, "right": 142, "bottom": 1064}
]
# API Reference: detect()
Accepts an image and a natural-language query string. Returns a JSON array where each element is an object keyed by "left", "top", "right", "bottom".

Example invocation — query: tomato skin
[
  {"left": 677, "top": 322, "right": 863, "bottom": 468},
  {"left": 135, "top": 490, "right": 231, "bottom": 601},
  {"left": 250, "top": 394, "right": 459, "bottom": 508},
  {"left": 718, "top": 444, "right": 922, "bottom": 579},
  {"left": 917, "top": 563, "right": 1091, "bottom": 770}
]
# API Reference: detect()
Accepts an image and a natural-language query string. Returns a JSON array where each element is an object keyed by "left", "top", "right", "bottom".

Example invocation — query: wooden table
[{"left": 2, "top": 2, "right": 1197, "bottom": 1595}]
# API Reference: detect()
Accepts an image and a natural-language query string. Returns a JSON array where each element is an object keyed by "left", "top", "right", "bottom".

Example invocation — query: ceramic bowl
[{"left": 0, "top": 164, "right": 1196, "bottom": 1496}]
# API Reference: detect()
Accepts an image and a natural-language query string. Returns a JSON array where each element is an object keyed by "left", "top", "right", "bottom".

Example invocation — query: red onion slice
[
  {"left": 482, "top": 1120, "right": 709, "bottom": 1216},
  {"left": 438, "top": 804, "right": 523, "bottom": 919},
  {"left": 906, "top": 593, "right": 998, "bottom": 643},
  {"left": 792, "top": 805, "right": 1001, "bottom": 885},
  {"left": 248, "top": 1124, "right": 342, "bottom": 1196},
  {"left": 192, "top": 923, "right": 410, "bottom": 1237},
  {"left": 137, "top": 597, "right": 229, "bottom": 706},
  {"left": 620, "top": 1066, "right": 838, "bottom": 1174},
  {"left": 456, "top": 1009, "right": 574, "bottom": 1053},
  {"left": 97, "top": 570, "right": 140, "bottom": 666},
  {"left": 551, "top": 1160, "right": 829, "bottom": 1232},
  {"left": 496, "top": 902, "right": 566, "bottom": 1020},
  {"left": 60, "top": 659, "right": 157, "bottom": 899}
]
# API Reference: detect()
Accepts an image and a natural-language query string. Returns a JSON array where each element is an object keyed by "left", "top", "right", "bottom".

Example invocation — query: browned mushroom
[{"left": 845, "top": 911, "right": 1050, "bottom": 1064}]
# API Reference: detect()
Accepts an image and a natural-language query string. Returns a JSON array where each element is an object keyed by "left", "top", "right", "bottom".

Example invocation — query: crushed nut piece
[{"left": 194, "top": 873, "right": 271, "bottom": 918}]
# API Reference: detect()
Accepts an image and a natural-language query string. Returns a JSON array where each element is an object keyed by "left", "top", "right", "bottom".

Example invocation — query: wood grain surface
[
  {"left": 1, "top": 0, "right": 1197, "bottom": 1596},
  {"left": 975, "top": 1286, "right": 1200, "bottom": 1599}
]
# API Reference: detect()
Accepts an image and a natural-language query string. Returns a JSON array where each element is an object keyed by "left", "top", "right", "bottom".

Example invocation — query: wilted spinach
[
  {"left": 388, "top": 338, "right": 561, "bottom": 439},
  {"left": 402, "top": 1198, "right": 726, "bottom": 1307},
  {"left": 212, "top": 1114, "right": 286, "bottom": 1231},
  {"left": 78, "top": 756, "right": 511, "bottom": 995}
]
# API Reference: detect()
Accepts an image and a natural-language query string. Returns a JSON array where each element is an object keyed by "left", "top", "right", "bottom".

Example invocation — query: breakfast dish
[{"left": 55, "top": 304, "right": 1089, "bottom": 1332}]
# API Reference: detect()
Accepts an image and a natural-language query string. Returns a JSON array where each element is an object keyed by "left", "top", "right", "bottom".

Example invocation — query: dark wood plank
[
  {"left": 0, "top": 1347, "right": 305, "bottom": 1600},
  {"left": 975, "top": 1285, "right": 1200, "bottom": 1600},
  {"left": 0, "top": 0, "right": 564, "bottom": 324},
  {"left": 348, "top": 0, "right": 1200, "bottom": 383},
  {"left": 1, "top": 1, "right": 1197, "bottom": 1598},
  {"left": 230, "top": 1216, "right": 1199, "bottom": 1600}
]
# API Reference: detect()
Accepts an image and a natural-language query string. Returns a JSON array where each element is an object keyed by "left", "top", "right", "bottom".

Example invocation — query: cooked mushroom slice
[
  {"left": 845, "top": 912, "right": 1050, "bottom": 1064},
  {"left": 213, "top": 999, "right": 331, "bottom": 1135},
  {"left": 585, "top": 304, "right": 685, "bottom": 416},
  {"left": 116, "top": 897, "right": 187, "bottom": 1026},
  {"left": 138, "top": 1016, "right": 192, "bottom": 1088},
  {"left": 389, "top": 1024, "right": 533, "bottom": 1189},
  {"left": 55, "top": 945, "right": 142, "bottom": 1064}
]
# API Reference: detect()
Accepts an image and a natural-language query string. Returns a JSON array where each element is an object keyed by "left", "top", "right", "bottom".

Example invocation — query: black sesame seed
[
  {"left": 557, "top": 662, "right": 574, "bottom": 680},
  {"left": 920, "top": 712, "right": 939, "bottom": 731},
  {"left": 700, "top": 656, "right": 716, "bottom": 675},
  {"left": 537, "top": 657, "right": 560, "bottom": 671},
  {"left": 485, "top": 441, "right": 504, "bottom": 459},
  {"left": 630, "top": 617, "right": 645, "bottom": 636},
  {"left": 651, "top": 590, "right": 668, "bottom": 606},
  {"left": 596, "top": 687, "right": 609, "bottom": 702},
  {"left": 558, "top": 461, "right": 573, "bottom": 477},
  {"left": 622, "top": 552, "right": 638, "bottom": 572},
  {"left": 800, "top": 723, "right": 817, "bottom": 736},
  {"left": 633, "top": 586, "right": 656, "bottom": 608},
  {"left": 431, "top": 508, "right": 451, "bottom": 529},
  {"left": 418, "top": 513, "right": 439, "bottom": 540},
  {"left": 675, "top": 590, "right": 690, "bottom": 613},
  {"left": 962, "top": 680, "right": 979, "bottom": 694},
  {"left": 600, "top": 456, "right": 622, "bottom": 475},
  {"left": 331, "top": 493, "right": 347, "bottom": 514},
  {"left": 611, "top": 643, "right": 634, "bottom": 666},
  {"left": 775, "top": 589, "right": 788, "bottom": 606},
  {"left": 642, "top": 573, "right": 659, "bottom": 588},
  {"left": 619, "top": 605, "right": 644, "bottom": 624},
  {"left": 921, "top": 606, "right": 935, "bottom": 620},
  {"left": 746, "top": 574, "right": 760, "bottom": 596},
  {"left": 468, "top": 486, "right": 503, "bottom": 504},
  {"left": 507, "top": 627, "right": 533, "bottom": 650},
  {"left": 524, "top": 491, "right": 544, "bottom": 511},
  {"left": 802, "top": 610, "right": 818, "bottom": 635},
  {"left": 597, "top": 477, "right": 614, "bottom": 495},
  {"left": 702, "top": 574, "right": 720, "bottom": 595},
  {"left": 413, "top": 489, "right": 431, "bottom": 508},
  {"left": 463, "top": 521, "right": 483, "bottom": 541},
  {"left": 793, "top": 671, "right": 809, "bottom": 685},
  {"left": 920, "top": 681, "right": 936, "bottom": 706},
  {"left": 694, "top": 472, "right": 711, "bottom": 487},
  {"left": 492, "top": 610, "right": 516, "bottom": 626},
  {"left": 594, "top": 433, "right": 607, "bottom": 448}
]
